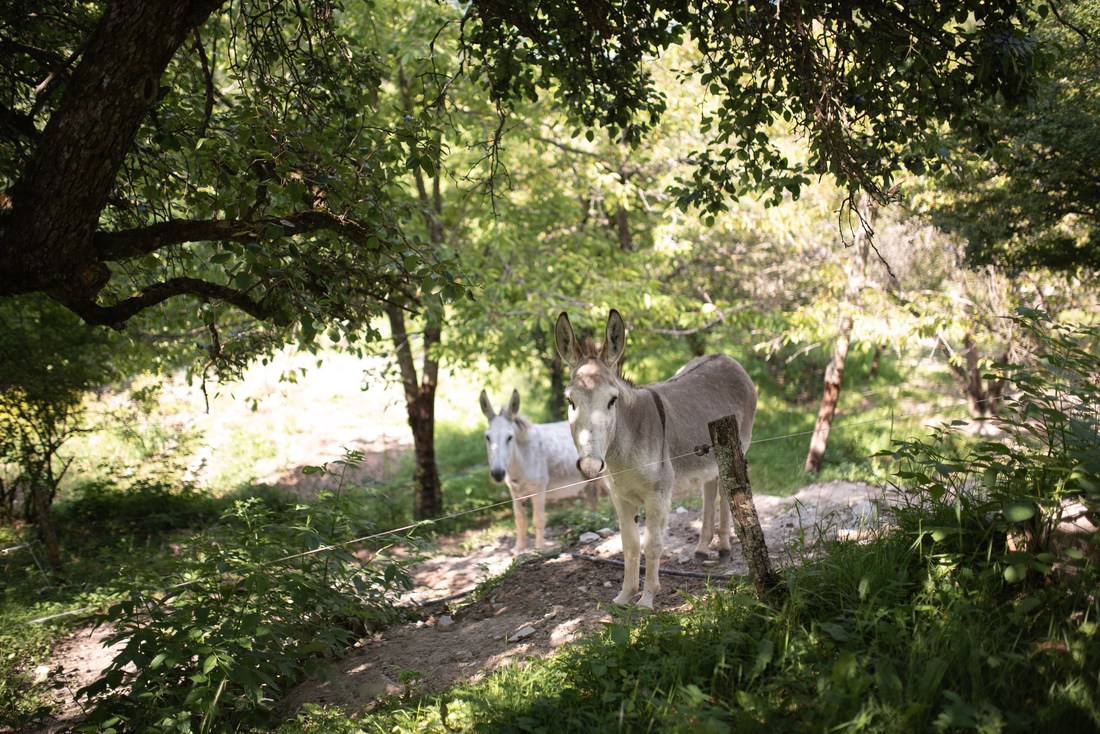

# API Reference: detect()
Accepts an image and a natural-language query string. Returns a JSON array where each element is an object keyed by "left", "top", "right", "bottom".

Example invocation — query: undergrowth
[{"left": 281, "top": 310, "right": 1100, "bottom": 734}]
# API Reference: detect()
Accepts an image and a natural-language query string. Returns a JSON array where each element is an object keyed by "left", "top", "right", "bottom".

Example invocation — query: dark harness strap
[{"left": 643, "top": 386, "right": 668, "bottom": 452}]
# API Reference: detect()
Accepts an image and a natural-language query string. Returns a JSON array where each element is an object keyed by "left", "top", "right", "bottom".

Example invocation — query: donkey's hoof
[
  {"left": 718, "top": 549, "right": 732, "bottom": 562},
  {"left": 694, "top": 551, "right": 710, "bottom": 564}
]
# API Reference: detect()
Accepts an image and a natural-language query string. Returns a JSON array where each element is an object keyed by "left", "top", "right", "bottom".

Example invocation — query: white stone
[
  {"left": 578, "top": 531, "right": 601, "bottom": 543},
  {"left": 508, "top": 625, "right": 537, "bottom": 642}
]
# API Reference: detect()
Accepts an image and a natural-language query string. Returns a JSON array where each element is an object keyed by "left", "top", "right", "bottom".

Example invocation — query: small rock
[
  {"left": 603, "top": 580, "right": 613, "bottom": 588},
  {"left": 675, "top": 506, "right": 688, "bottom": 514},
  {"left": 508, "top": 625, "right": 537, "bottom": 642},
  {"left": 34, "top": 665, "right": 51, "bottom": 684},
  {"left": 437, "top": 615, "right": 455, "bottom": 631},
  {"left": 578, "top": 531, "right": 601, "bottom": 543},
  {"left": 596, "top": 527, "right": 615, "bottom": 538}
]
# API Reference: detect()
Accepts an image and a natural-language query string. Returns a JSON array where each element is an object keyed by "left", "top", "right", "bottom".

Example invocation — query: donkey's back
[
  {"left": 533, "top": 420, "right": 589, "bottom": 489},
  {"left": 651, "top": 353, "right": 756, "bottom": 474}
]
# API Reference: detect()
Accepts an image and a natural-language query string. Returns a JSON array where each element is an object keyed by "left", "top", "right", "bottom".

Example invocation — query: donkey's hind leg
[
  {"left": 716, "top": 489, "right": 733, "bottom": 561},
  {"left": 694, "top": 478, "right": 718, "bottom": 562}
]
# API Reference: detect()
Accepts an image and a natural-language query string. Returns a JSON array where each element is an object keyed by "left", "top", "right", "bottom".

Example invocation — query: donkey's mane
[{"left": 576, "top": 335, "right": 631, "bottom": 383}]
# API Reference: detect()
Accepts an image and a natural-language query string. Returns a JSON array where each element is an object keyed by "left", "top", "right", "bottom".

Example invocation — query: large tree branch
[
  {"left": 56, "top": 277, "right": 275, "bottom": 329},
  {"left": 92, "top": 210, "right": 381, "bottom": 261}
]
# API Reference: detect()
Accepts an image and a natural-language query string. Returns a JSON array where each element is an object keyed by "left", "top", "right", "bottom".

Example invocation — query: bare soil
[{"left": 19, "top": 353, "right": 895, "bottom": 730}]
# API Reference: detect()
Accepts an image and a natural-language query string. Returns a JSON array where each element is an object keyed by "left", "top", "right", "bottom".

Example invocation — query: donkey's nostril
[{"left": 490, "top": 469, "right": 506, "bottom": 483}]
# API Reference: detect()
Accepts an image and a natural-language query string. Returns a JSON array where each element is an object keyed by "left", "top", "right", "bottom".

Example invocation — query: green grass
[{"left": 280, "top": 526, "right": 1100, "bottom": 734}]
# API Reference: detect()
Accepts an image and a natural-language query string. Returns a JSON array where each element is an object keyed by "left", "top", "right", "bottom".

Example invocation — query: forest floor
[
  {"left": 29, "top": 480, "right": 891, "bottom": 732},
  {"left": 22, "top": 351, "right": 900, "bottom": 731}
]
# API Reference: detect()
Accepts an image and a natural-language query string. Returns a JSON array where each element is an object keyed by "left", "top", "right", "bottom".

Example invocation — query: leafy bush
[
  {"left": 56, "top": 479, "right": 222, "bottom": 538},
  {"left": 77, "top": 454, "right": 415, "bottom": 733},
  {"left": 884, "top": 308, "right": 1099, "bottom": 583}
]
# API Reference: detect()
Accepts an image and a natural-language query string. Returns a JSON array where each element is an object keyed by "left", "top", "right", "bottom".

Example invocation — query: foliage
[
  {"left": 0, "top": 295, "right": 117, "bottom": 520},
  {"left": 0, "top": 612, "right": 54, "bottom": 731},
  {"left": 275, "top": 311, "right": 1100, "bottom": 734},
  {"left": 464, "top": 0, "right": 1045, "bottom": 210},
  {"left": 884, "top": 308, "right": 1100, "bottom": 582},
  {"left": 925, "top": 0, "right": 1100, "bottom": 272},
  {"left": 76, "top": 455, "right": 414, "bottom": 733},
  {"left": 0, "top": 0, "right": 467, "bottom": 367}
]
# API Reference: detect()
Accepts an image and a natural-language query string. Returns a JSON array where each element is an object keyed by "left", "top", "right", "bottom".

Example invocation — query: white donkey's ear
[
  {"left": 479, "top": 389, "right": 496, "bottom": 420},
  {"left": 507, "top": 389, "right": 521, "bottom": 418},
  {"left": 555, "top": 312, "right": 582, "bottom": 367},
  {"left": 603, "top": 309, "right": 626, "bottom": 367}
]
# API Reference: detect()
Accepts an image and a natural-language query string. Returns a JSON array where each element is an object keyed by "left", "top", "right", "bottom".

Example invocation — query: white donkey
[
  {"left": 555, "top": 309, "right": 757, "bottom": 608},
  {"left": 480, "top": 388, "right": 606, "bottom": 554}
]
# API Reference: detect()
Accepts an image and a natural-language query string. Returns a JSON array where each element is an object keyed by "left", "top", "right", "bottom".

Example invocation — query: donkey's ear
[
  {"left": 555, "top": 312, "right": 581, "bottom": 367},
  {"left": 507, "top": 389, "right": 521, "bottom": 418},
  {"left": 603, "top": 309, "right": 626, "bottom": 367},
  {"left": 479, "top": 390, "right": 496, "bottom": 420}
]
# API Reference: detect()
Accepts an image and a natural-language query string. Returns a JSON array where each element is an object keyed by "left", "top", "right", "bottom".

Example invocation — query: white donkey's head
[
  {"left": 554, "top": 309, "right": 626, "bottom": 480},
  {"left": 479, "top": 388, "right": 523, "bottom": 484}
]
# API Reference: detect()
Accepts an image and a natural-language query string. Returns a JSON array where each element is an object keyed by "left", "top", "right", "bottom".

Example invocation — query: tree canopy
[
  {"left": 923, "top": 1, "right": 1100, "bottom": 271},
  {"left": 466, "top": 0, "right": 1044, "bottom": 211},
  {"left": 0, "top": 0, "right": 460, "bottom": 355},
  {"left": 0, "top": 0, "right": 1047, "bottom": 350}
]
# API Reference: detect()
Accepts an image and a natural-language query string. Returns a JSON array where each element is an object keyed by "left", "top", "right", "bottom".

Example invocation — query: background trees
[{"left": 0, "top": 0, "right": 1083, "bottom": 520}]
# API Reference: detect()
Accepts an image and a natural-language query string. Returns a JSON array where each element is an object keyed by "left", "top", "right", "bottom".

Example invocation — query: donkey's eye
[
  {"left": 485, "top": 435, "right": 490, "bottom": 443},
  {"left": 506, "top": 436, "right": 513, "bottom": 444},
  {"left": 566, "top": 397, "right": 575, "bottom": 410},
  {"left": 608, "top": 396, "right": 618, "bottom": 409}
]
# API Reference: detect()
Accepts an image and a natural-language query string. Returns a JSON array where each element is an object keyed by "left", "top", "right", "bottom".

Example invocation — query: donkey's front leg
[
  {"left": 532, "top": 485, "right": 548, "bottom": 549},
  {"left": 611, "top": 494, "right": 641, "bottom": 605},
  {"left": 638, "top": 493, "right": 669, "bottom": 608},
  {"left": 509, "top": 484, "right": 529, "bottom": 554}
]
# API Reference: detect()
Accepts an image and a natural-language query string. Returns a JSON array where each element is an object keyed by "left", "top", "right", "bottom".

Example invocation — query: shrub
[
  {"left": 77, "top": 454, "right": 415, "bottom": 733},
  {"left": 884, "top": 308, "right": 1099, "bottom": 583}
]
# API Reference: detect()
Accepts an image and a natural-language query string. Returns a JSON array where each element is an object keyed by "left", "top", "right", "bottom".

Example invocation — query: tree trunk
[
  {"left": 30, "top": 482, "right": 62, "bottom": 572},
  {"left": 942, "top": 333, "right": 1009, "bottom": 420},
  {"left": 0, "top": 0, "right": 225, "bottom": 300},
  {"left": 708, "top": 414, "right": 780, "bottom": 599},
  {"left": 387, "top": 304, "right": 443, "bottom": 520},
  {"left": 804, "top": 192, "right": 877, "bottom": 473}
]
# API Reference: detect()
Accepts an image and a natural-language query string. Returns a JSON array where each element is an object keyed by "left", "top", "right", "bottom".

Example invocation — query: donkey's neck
[{"left": 607, "top": 378, "right": 667, "bottom": 468}]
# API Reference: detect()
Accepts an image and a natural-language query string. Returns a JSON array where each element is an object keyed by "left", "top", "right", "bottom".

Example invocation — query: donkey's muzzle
[
  {"left": 490, "top": 468, "right": 507, "bottom": 483},
  {"left": 577, "top": 457, "right": 605, "bottom": 479}
]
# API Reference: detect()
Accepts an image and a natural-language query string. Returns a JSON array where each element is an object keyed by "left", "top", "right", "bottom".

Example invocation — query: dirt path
[
  {"left": 277, "top": 479, "right": 888, "bottom": 715},
  {"left": 23, "top": 481, "right": 889, "bottom": 732}
]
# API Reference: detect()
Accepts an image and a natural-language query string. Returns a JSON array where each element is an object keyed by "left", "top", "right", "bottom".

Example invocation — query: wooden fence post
[{"left": 708, "top": 414, "right": 780, "bottom": 599}]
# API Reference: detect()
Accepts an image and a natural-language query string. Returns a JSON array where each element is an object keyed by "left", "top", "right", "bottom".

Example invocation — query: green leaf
[
  {"left": 1003, "top": 563, "right": 1028, "bottom": 583},
  {"left": 1002, "top": 502, "right": 1036, "bottom": 522}
]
